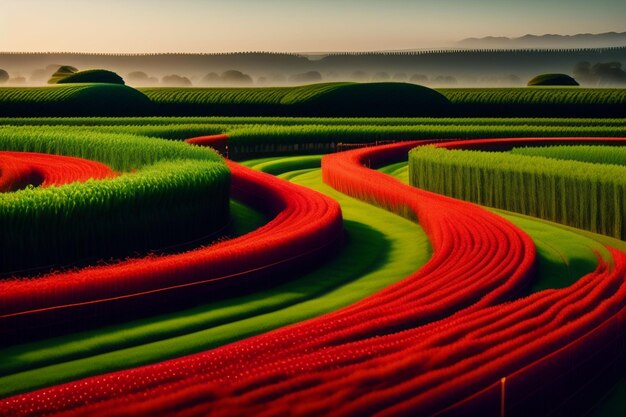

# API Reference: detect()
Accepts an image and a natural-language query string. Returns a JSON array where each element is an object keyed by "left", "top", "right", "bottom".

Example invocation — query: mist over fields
[{"left": 1, "top": 46, "right": 625, "bottom": 87}]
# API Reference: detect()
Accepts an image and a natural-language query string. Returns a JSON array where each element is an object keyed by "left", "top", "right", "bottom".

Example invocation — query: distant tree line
[
  {"left": 1, "top": 46, "right": 625, "bottom": 57},
  {"left": 573, "top": 61, "right": 626, "bottom": 85}
]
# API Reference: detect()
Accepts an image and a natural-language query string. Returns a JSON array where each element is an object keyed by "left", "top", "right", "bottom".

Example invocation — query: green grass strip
[{"left": 0, "top": 156, "right": 431, "bottom": 398}]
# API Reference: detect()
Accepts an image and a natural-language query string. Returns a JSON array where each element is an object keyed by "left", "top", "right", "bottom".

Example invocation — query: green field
[
  {"left": 1, "top": 83, "right": 624, "bottom": 117},
  {"left": 1, "top": 113, "right": 625, "bottom": 416}
]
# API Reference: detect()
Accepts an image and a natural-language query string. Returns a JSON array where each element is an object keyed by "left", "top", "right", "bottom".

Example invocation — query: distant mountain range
[{"left": 457, "top": 31, "right": 626, "bottom": 49}]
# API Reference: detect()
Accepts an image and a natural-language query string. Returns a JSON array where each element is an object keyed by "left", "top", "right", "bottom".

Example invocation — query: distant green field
[
  {"left": 439, "top": 88, "right": 626, "bottom": 105},
  {"left": 438, "top": 87, "right": 626, "bottom": 117},
  {"left": 1, "top": 83, "right": 624, "bottom": 117}
]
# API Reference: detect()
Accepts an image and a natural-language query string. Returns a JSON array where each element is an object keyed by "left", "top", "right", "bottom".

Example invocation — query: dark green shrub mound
[
  {"left": 292, "top": 83, "right": 451, "bottom": 116},
  {"left": 0, "top": 84, "right": 152, "bottom": 116},
  {"left": 0, "top": 69, "right": 9, "bottom": 83},
  {"left": 528, "top": 73, "right": 579, "bottom": 86},
  {"left": 55, "top": 69, "right": 125, "bottom": 85}
]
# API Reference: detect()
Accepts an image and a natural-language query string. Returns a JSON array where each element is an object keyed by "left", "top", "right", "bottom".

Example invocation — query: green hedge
[{"left": 408, "top": 146, "right": 625, "bottom": 240}]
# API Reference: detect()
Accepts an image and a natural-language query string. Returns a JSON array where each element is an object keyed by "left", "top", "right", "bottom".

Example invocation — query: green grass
[
  {"left": 0, "top": 156, "right": 431, "bottom": 399},
  {"left": 408, "top": 146, "right": 626, "bottom": 240}
]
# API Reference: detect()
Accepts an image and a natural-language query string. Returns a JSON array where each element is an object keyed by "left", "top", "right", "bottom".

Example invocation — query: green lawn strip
[
  {"left": 0, "top": 157, "right": 430, "bottom": 398},
  {"left": 243, "top": 155, "right": 323, "bottom": 175},
  {"left": 380, "top": 162, "right": 610, "bottom": 293},
  {"left": 228, "top": 199, "right": 268, "bottom": 237}
]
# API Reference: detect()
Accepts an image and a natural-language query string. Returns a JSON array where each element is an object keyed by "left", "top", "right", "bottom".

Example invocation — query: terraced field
[{"left": 0, "top": 119, "right": 625, "bottom": 416}]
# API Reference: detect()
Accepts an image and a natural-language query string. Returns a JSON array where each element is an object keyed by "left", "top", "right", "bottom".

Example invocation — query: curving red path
[
  {"left": 0, "top": 151, "right": 116, "bottom": 191},
  {"left": 0, "top": 160, "right": 343, "bottom": 334},
  {"left": 1, "top": 138, "right": 625, "bottom": 416}
]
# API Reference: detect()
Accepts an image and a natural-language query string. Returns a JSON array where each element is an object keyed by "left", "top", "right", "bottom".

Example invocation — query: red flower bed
[{"left": 0, "top": 151, "right": 116, "bottom": 191}]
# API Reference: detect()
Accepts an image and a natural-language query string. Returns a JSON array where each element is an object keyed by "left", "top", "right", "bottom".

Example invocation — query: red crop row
[
  {"left": 0, "top": 151, "right": 116, "bottom": 191},
  {"left": 186, "top": 134, "right": 229, "bottom": 156},
  {"left": 0, "top": 160, "right": 343, "bottom": 335}
]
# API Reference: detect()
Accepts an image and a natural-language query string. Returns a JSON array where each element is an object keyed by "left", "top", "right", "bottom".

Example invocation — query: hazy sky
[{"left": 1, "top": 0, "right": 625, "bottom": 53}]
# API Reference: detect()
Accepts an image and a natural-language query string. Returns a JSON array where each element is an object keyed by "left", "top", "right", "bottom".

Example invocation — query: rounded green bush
[
  {"left": 56, "top": 69, "right": 125, "bottom": 85},
  {"left": 528, "top": 73, "right": 579, "bottom": 86}
]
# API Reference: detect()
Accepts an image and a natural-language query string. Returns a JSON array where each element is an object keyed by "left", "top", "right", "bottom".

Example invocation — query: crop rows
[
  {"left": 0, "top": 121, "right": 625, "bottom": 415},
  {"left": 225, "top": 124, "right": 626, "bottom": 157},
  {"left": 0, "top": 160, "right": 342, "bottom": 340},
  {"left": 439, "top": 88, "right": 626, "bottom": 105},
  {"left": 2, "top": 139, "right": 625, "bottom": 416},
  {"left": 2, "top": 84, "right": 624, "bottom": 117},
  {"left": 0, "top": 157, "right": 432, "bottom": 398},
  {"left": 409, "top": 138, "right": 626, "bottom": 240},
  {"left": 140, "top": 83, "right": 348, "bottom": 106},
  {"left": 0, "top": 128, "right": 230, "bottom": 273}
]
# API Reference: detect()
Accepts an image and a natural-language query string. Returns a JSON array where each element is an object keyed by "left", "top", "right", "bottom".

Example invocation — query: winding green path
[{"left": 0, "top": 156, "right": 431, "bottom": 398}]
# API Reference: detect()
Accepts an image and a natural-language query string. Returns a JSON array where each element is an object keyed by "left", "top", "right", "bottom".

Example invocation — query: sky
[{"left": 1, "top": 0, "right": 625, "bottom": 53}]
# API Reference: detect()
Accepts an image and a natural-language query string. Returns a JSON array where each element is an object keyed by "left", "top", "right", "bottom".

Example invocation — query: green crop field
[
  {"left": 1, "top": 82, "right": 624, "bottom": 117},
  {"left": 409, "top": 145, "right": 626, "bottom": 239},
  {"left": 1, "top": 107, "right": 625, "bottom": 416},
  {"left": 3, "top": 0, "right": 626, "bottom": 413}
]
